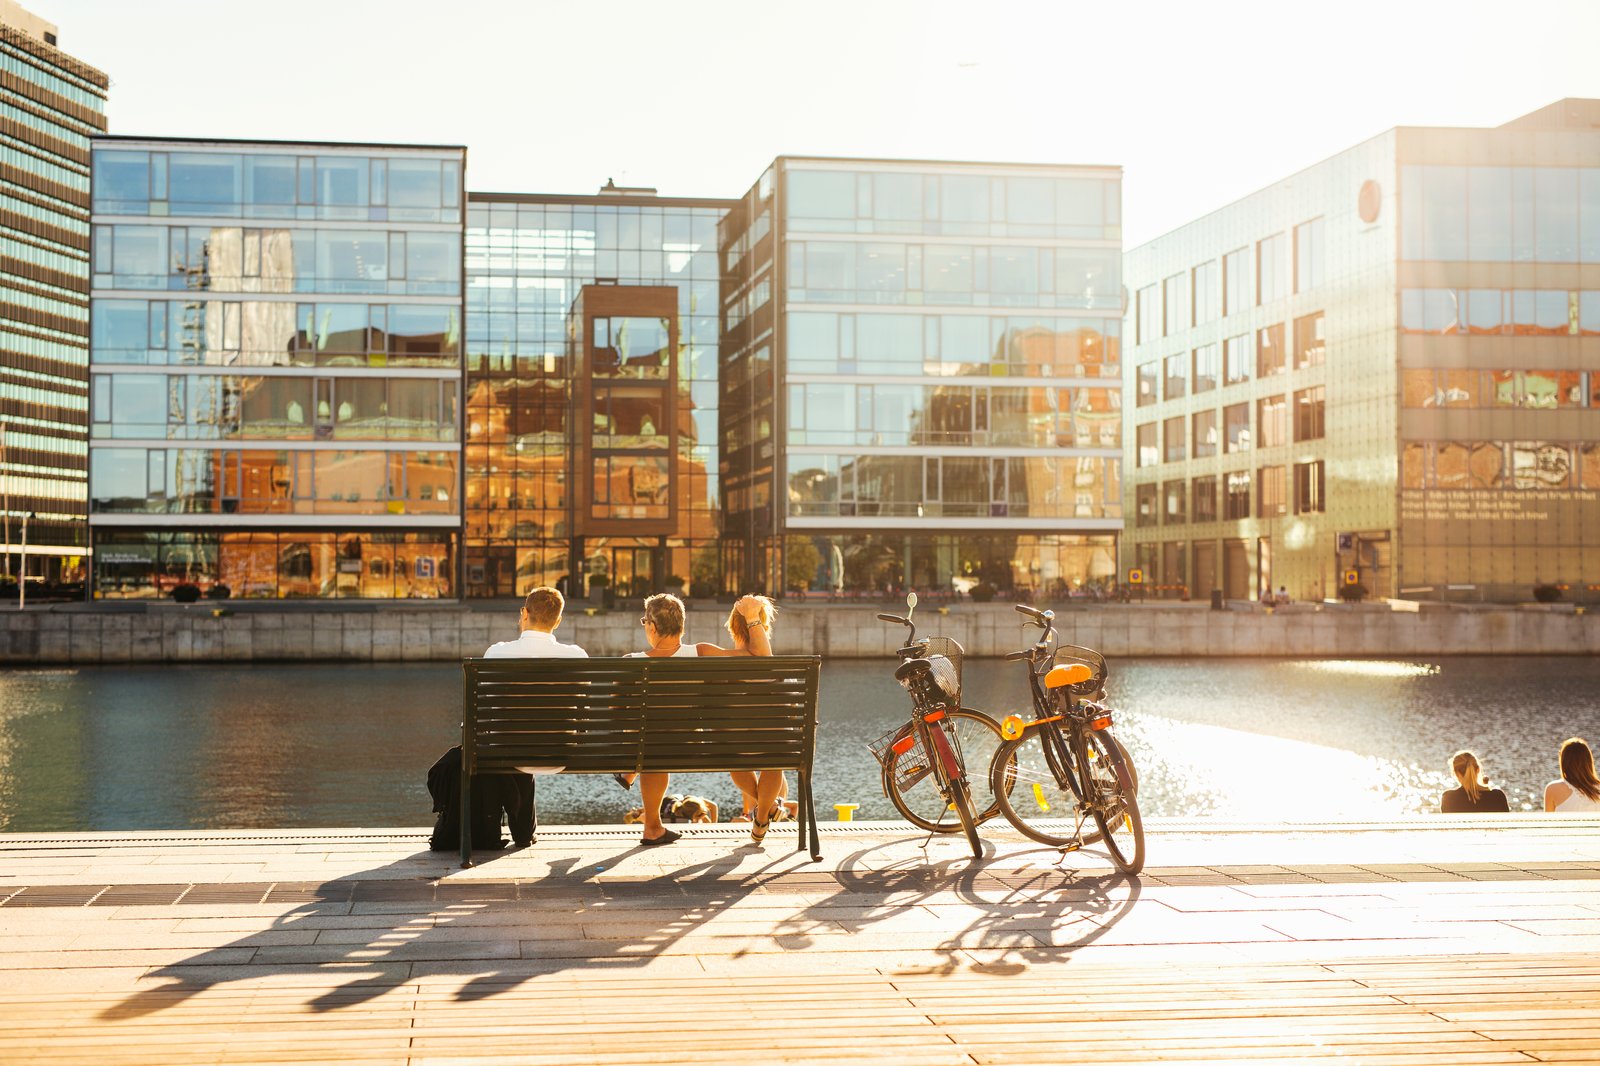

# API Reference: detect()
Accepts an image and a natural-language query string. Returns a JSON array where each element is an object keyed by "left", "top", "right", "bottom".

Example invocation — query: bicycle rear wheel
[
  {"left": 883, "top": 708, "right": 1004, "bottom": 833},
  {"left": 1082, "top": 729, "right": 1145, "bottom": 875},
  {"left": 990, "top": 729, "right": 1095, "bottom": 848}
]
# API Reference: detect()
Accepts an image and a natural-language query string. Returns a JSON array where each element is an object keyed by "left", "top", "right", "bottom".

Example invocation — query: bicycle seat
[{"left": 1045, "top": 663, "right": 1095, "bottom": 689}]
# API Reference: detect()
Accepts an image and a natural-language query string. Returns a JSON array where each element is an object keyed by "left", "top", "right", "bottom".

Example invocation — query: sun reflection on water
[{"left": 1291, "top": 661, "right": 1441, "bottom": 679}]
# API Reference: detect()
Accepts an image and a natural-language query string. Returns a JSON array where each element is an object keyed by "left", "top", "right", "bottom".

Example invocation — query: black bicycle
[
  {"left": 988, "top": 603, "right": 1145, "bottom": 875},
  {"left": 868, "top": 593, "right": 1002, "bottom": 858}
]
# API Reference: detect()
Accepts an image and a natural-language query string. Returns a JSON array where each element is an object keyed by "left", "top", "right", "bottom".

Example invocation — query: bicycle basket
[
  {"left": 896, "top": 653, "right": 960, "bottom": 708},
  {"left": 1050, "top": 644, "right": 1107, "bottom": 696},
  {"left": 923, "top": 636, "right": 964, "bottom": 699},
  {"left": 868, "top": 723, "right": 932, "bottom": 789}
]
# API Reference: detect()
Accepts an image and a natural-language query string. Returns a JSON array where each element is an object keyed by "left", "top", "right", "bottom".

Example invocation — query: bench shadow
[
  {"left": 98, "top": 829, "right": 1139, "bottom": 1022},
  {"left": 97, "top": 837, "right": 802, "bottom": 1021}
]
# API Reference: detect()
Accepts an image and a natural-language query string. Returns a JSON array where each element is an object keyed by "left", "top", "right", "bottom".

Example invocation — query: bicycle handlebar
[
  {"left": 1003, "top": 650, "right": 1029, "bottom": 662},
  {"left": 877, "top": 613, "right": 906, "bottom": 624}
]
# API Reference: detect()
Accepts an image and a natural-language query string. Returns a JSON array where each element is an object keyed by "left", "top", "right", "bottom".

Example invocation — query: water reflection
[{"left": 0, "top": 657, "right": 1595, "bottom": 831}]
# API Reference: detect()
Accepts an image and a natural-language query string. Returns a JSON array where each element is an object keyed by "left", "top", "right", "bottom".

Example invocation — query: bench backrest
[{"left": 461, "top": 655, "right": 822, "bottom": 776}]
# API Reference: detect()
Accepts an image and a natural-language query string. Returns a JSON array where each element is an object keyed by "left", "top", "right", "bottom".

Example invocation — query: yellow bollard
[{"left": 834, "top": 803, "right": 859, "bottom": 822}]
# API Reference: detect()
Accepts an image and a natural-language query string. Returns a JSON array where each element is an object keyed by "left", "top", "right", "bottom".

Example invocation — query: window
[
  {"left": 1136, "top": 422, "right": 1158, "bottom": 467},
  {"left": 1163, "top": 416, "right": 1185, "bottom": 463},
  {"left": 1193, "top": 475, "right": 1217, "bottom": 522},
  {"left": 1222, "top": 247, "right": 1248, "bottom": 316},
  {"left": 1193, "top": 409, "right": 1218, "bottom": 458},
  {"left": 1163, "top": 480, "right": 1186, "bottom": 524},
  {"left": 1256, "top": 322, "right": 1285, "bottom": 378},
  {"left": 1223, "top": 335, "right": 1250, "bottom": 385},
  {"left": 1224, "top": 470, "right": 1251, "bottom": 519},
  {"left": 1257, "top": 394, "right": 1288, "bottom": 448},
  {"left": 1294, "top": 460, "right": 1325, "bottom": 514},
  {"left": 1256, "top": 233, "right": 1286, "bottom": 304},
  {"left": 1192, "top": 260, "right": 1218, "bottom": 325},
  {"left": 1136, "top": 362, "right": 1158, "bottom": 407},
  {"left": 1293, "top": 311, "right": 1324, "bottom": 368},
  {"left": 1163, "top": 273, "right": 1187, "bottom": 336},
  {"left": 1192, "top": 343, "right": 1218, "bottom": 393},
  {"left": 1224, "top": 402, "right": 1250, "bottom": 453},
  {"left": 1294, "top": 217, "right": 1324, "bottom": 292},
  {"left": 1294, "top": 386, "right": 1325, "bottom": 441},
  {"left": 1163, "top": 353, "right": 1186, "bottom": 400},
  {"left": 1257, "top": 465, "right": 1286, "bottom": 517},
  {"left": 1136, "top": 483, "right": 1159, "bottom": 527},
  {"left": 1136, "top": 284, "right": 1158, "bottom": 344}
]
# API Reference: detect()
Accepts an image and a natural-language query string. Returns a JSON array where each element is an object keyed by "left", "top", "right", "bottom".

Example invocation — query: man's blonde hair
[{"left": 522, "top": 586, "right": 564, "bottom": 629}]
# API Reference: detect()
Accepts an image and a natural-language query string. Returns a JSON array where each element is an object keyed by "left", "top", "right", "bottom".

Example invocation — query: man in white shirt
[
  {"left": 484, "top": 586, "right": 588, "bottom": 659},
  {"left": 478, "top": 587, "right": 587, "bottom": 844}
]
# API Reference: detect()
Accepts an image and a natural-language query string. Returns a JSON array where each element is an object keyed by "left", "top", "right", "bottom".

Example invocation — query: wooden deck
[{"left": 3, "top": 817, "right": 1600, "bottom": 1064}]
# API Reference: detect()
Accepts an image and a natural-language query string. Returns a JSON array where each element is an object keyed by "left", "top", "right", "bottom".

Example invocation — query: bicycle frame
[{"left": 1003, "top": 606, "right": 1089, "bottom": 804}]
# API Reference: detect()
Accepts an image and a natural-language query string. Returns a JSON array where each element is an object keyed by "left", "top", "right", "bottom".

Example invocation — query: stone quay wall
[{"left": 0, "top": 601, "right": 1594, "bottom": 664}]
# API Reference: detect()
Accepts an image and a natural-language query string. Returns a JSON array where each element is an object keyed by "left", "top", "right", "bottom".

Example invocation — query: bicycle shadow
[{"left": 770, "top": 834, "right": 1141, "bottom": 977}]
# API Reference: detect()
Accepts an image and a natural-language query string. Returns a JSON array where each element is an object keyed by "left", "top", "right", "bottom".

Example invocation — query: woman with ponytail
[{"left": 1441, "top": 750, "right": 1509, "bottom": 813}]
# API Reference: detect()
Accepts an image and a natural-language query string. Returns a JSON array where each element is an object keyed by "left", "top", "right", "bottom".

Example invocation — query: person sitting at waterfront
[
  {"left": 1440, "top": 750, "right": 1509, "bottom": 813},
  {"left": 697, "top": 595, "right": 795, "bottom": 841},
  {"left": 610, "top": 593, "right": 699, "bottom": 847},
  {"left": 483, "top": 585, "right": 588, "bottom": 660},
  {"left": 1544, "top": 737, "right": 1600, "bottom": 813}
]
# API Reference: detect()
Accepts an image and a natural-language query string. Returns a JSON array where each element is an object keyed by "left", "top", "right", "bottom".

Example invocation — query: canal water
[{"left": 1, "top": 657, "right": 1597, "bottom": 832}]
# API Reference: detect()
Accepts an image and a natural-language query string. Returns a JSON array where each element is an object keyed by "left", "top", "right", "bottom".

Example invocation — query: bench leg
[
  {"left": 459, "top": 755, "right": 474, "bottom": 869},
  {"left": 800, "top": 771, "right": 822, "bottom": 862}
]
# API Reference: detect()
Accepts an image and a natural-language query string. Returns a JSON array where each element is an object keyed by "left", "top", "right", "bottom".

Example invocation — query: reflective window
[
  {"left": 1294, "top": 312, "right": 1325, "bottom": 368},
  {"left": 1223, "top": 334, "right": 1250, "bottom": 385},
  {"left": 1257, "top": 465, "right": 1286, "bottom": 517},
  {"left": 1224, "top": 402, "right": 1250, "bottom": 452},
  {"left": 1192, "top": 343, "right": 1218, "bottom": 394},
  {"left": 1224, "top": 471, "right": 1250, "bottom": 520},
  {"left": 1193, "top": 409, "right": 1218, "bottom": 459},
  {"left": 1136, "top": 422, "right": 1158, "bottom": 467},
  {"left": 1163, "top": 480, "right": 1186, "bottom": 525},
  {"left": 1163, "top": 352, "right": 1186, "bottom": 401},
  {"left": 1403, "top": 165, "right": 1600, "bottom": 263},
  {"left": 1162, "top": 273, "right": 1186, "bottom": 336},
  {"left": 1163, "top": 415, "right": 1185, "bottom": 463},
  {"left": 1192, "top": 260, "right": 1218, "bottom": 326},
  {"left": 1256, "top": 232, "right": 1286, "bottom": 305},
  {"left": 1294, "top": 386, "right": 1325, "bottom": 441},
  {"left": 1222, "top": 247, "right": 1248, "bottom": 315},
  {"left": 1136, "top": 362, "right": 1158, "bottom": 407},
  {"left": 1192, "top": 475, "right": 1217, "bottom": 522},
  {"left": 1257, "top": 394, "right": 1288, "bottom": 448},
  {"left": 1293, "top": 217, "right": 1324, "bottom": 292},
  {"left": 1256, "top": 322, "right": 1285, "bottom": 378},
  {"left": 1294, "top": 460, "right": 1325, "bottom": 514}
]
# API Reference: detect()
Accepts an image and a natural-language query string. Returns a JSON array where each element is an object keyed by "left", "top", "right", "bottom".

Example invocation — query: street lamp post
[{"left": 18, "top": 511, "right": 30, "bottom": 610}]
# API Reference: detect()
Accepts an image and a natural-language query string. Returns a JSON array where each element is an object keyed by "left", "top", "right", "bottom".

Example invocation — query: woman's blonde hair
[
  {"left": 1559, "top": 737, "right": 1600, "bottom": 801},
  {"left": 1451, "top": 750, "right": 1487, "bottom": 803},
  {"left": 726, "top": 595, "right": 776, "bottom": 647}
]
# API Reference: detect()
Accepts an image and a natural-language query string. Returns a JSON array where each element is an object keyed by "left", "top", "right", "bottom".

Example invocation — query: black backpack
[{"left": 425, "top": 745, "right": 536, "bottom": 851}]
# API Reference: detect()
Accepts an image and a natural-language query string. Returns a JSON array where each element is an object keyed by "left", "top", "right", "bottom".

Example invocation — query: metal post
[
  {"left": 18, "top": 511, "right": 29, "bottom": 610},
  {"left": 1, "top": 420, "right": 9, "bottom": 581}
]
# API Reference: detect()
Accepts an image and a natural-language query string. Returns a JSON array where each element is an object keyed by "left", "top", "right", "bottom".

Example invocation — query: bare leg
[
  {"left": 639, "top": 772, "right": 670, "bottom": 840},
  {"left": 753, "top": 770, "right": 786, "bottom": 826},
  {"left": 729, "top": 771, "right": 758, "bottom": 818}
]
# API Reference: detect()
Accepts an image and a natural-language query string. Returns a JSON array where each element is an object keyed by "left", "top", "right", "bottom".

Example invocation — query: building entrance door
[
  {"left": 1223, "top": 538, "right": 1250, "bottom": 600},
  {"left": 610, "top": 546, "right": 656, "bottom": 599},
  {"left": 1194, "top": 540, "right": 1217, "bottom": 599}
]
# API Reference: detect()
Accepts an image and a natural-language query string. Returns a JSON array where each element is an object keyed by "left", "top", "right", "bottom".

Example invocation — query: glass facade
[
  {"left": 88, "top": 139, "right": 465, "bottom": 598},
  {"left": 1126, "top": 102, "right": 1600, "bottom": 603},
  {"left": 0, "top": 17, "right": 107, "bottom": 584},
  {"left": 463, "top": 192, "right": 727, "bottom": 599},
  {"left": 723, "top": 159, "right": 1122, "bottom": 599}
]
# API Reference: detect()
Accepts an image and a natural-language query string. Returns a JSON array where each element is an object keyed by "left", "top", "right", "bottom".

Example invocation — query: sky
[{"left": 44, "top": 0, "right": 1600, "bottom": 247}]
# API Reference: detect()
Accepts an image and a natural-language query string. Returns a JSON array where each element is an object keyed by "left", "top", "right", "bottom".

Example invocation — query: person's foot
[
  {"left": 612, "top": 773, "right": 634, "bottom": 790},
  {"left": 750, "top": 818, "right": 769, "bottom": 844},
  {"left": 640, "top": 829, "right": 681, "bottom": 847}
]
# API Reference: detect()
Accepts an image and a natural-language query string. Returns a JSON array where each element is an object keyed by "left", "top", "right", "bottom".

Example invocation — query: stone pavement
[{"left": 2, "top": 817, "right": 1599, "bottom": 1064}]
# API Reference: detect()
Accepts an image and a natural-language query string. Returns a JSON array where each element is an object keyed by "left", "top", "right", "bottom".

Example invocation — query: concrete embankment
[{"left": 0, "top": 600, "right": 1594, "bottom": 664}]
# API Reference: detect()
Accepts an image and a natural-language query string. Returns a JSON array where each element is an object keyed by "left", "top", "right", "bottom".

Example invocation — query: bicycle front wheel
[
  {"left": 883, "top": 708, "right": 1004, "bottom": 833},
  {"left": 948, "top": 775, "right": 983, "bottom": 858},
  {"left": 1082, "top": 729, "right": 1145, "bottom": 875},
  {"left": 990, "top": 729, "right": 1096, "bottom": 848}
]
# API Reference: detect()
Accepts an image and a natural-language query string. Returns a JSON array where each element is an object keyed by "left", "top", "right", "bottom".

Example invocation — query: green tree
[{"left": 786, "top": 536, "right": 823, "bottom": 592}]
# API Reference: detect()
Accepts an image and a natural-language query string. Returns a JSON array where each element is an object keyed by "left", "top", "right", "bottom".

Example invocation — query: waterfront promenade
[
  {"left": 1, "top": 600, "right": 1596, "bottom": 663},
  {"left": 3, "top": 817, "right": 1600, "bottom": 1063}
]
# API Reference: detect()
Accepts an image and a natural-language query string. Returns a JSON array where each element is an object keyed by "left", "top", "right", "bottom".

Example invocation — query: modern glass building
[
  {"left": 87, "top": 138, "right": 466, "bottom": 598},
  {"left": 463, "top": 187, "right": 730, "bottom": 599},
  {"left": 1123, "top": 98, "right": 1600, "bottom": 603},
  {"left": 0, "top": 1, "right": 106, "bottom": 585},
  {"left": 722, "top": 157, "right": 1124, "bottom": 598}
]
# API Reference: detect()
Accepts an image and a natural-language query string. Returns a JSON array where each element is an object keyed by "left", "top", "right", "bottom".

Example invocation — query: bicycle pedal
[{"left": 1057, "top": 841, "right": 1082, "bottom": 853}]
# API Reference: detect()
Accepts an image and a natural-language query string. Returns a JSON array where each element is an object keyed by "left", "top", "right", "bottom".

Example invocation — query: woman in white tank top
[{"left": 1544, "top": 737, "right": 1600, "bottom": 813}]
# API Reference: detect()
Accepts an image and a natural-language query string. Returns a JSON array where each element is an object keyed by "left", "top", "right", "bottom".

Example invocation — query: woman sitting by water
[
  {"left": 1440, "top": 750, "right": 1509, "bottom": 813},
  {"left": 1544, "top": 737, "right": 1600, "bottom": 813}
]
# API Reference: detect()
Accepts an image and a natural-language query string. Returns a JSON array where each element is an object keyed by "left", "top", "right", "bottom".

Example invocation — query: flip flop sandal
[{"left": 640, "top": 829, "right": 681, "bottom": 847}]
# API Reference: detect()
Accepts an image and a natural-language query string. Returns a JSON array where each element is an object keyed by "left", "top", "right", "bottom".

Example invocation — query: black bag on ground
[{"left": 426, "top": 745, "right": 536, "bottom": 851}]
